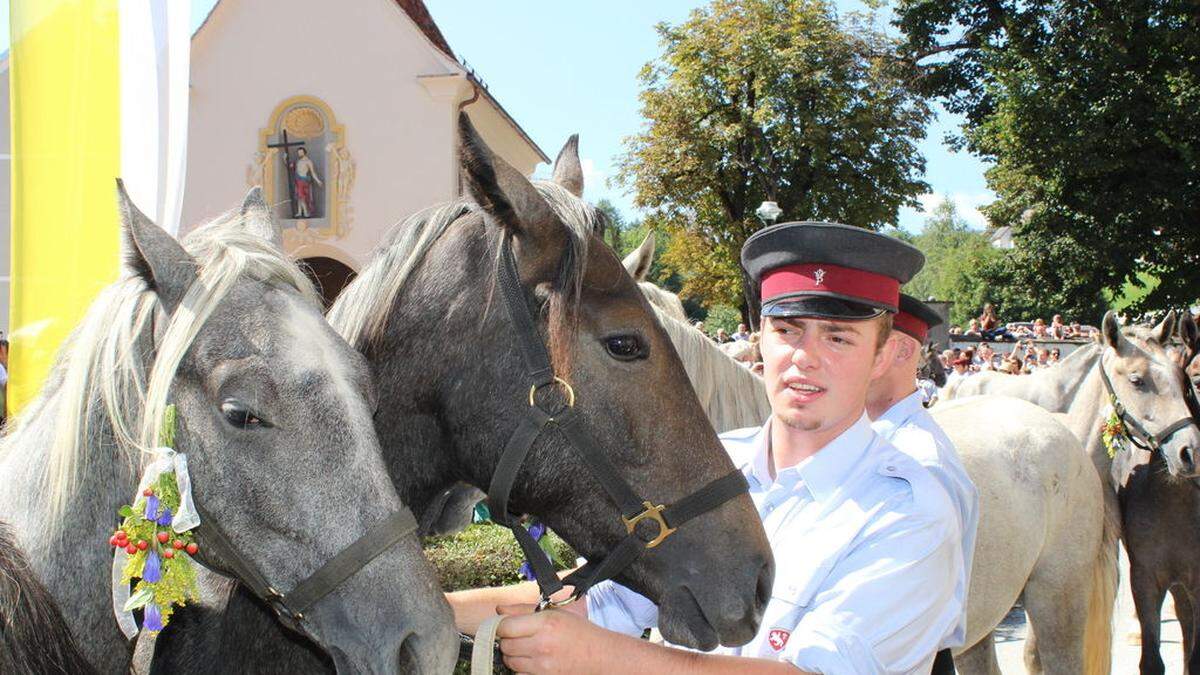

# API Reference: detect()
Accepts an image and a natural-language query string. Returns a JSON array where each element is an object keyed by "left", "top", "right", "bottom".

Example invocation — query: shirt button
[{"left": 886, "top": 466, "right": 896, "bottom": 472}]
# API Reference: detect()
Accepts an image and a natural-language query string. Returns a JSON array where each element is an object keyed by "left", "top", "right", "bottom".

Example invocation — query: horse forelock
[{"left": 2, "top": 209, "right": 316, "bottom": 529}]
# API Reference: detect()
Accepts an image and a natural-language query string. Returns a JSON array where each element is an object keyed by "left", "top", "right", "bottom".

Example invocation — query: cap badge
[{"left": 813, "top": 268, "right": 826, "bottom": 286}]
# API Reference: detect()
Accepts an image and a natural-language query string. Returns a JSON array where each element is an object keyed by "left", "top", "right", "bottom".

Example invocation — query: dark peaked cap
[
  {"left": 895, "top": 294, "right": 944, "bottom": 342},
  {"left": 741, "top": 221, "right": 925, "bottom": 319}
]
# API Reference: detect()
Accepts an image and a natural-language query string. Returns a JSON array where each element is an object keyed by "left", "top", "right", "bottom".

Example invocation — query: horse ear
[
  {"left": 457, "top": 114, "right": 563, "bottom": 263},
  {"left": 117, "top": 180, "right": 197, "bottom": 315},
  {"left": 551, "top": 134, "right": 584, "bottom": 198},
  {"left": 1152, "top": 309, "right": 1177, "bottom": 346},
  {"left": 239, "top": 186, "right": 285, "bottom": 251},
  {"left": 622, "top": 231, "right": 656, "bottom": 282},
  {"left": 1101, "top": 311, "right": 1127, "bottom": 352}
]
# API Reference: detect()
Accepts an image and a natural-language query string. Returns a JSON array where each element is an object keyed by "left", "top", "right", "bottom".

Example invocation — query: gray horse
[
  {"left": 149, "top": 117, "right": 774, "bottom": 671},
  {"left": 946, "top": 310, "right": 1200, "bottom": 672},
  {"left": 0, "top": 186, "right": 457, "bottom": 673}
]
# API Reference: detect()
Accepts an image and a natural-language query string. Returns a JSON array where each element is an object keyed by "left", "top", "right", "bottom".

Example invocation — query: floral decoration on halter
[
  {"left": 1101, "top": 398, "right": 1130, "bottom": 459},
  {"left": 107, "top": 404, "right": 201, "bottom": 633}
]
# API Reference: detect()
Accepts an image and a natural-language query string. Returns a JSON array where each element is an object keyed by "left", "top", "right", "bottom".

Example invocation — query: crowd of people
[
  {"left": 948, "top": 304, "right": 1097, "bottom": 342},
  {"left": 941, "top": 339, "right": 1062, "bottom": 380}
]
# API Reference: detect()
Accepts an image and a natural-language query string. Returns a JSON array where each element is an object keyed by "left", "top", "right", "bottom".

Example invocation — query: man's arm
[{"left": 496, "top": 607, "right": 811, "bottom": 675}]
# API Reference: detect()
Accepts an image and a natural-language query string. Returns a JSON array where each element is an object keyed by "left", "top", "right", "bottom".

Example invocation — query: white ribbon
[{"left": 111, "top": 448, "right": 200, "bottom": 639}]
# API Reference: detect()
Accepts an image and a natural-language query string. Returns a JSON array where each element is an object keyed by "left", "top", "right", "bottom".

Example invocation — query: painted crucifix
[{"left": 267, "top": 129, "right": 323, "bottom": 219}]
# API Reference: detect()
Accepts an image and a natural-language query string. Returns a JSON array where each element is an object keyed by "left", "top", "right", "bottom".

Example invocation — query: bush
[{"left": 422, "top": 522, "right": 577, "bottom": 592}]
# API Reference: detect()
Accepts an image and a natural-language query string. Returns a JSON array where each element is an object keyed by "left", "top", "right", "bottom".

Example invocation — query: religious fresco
[{"left": 251, "top": 96, "right": 355, "bottom": 246}]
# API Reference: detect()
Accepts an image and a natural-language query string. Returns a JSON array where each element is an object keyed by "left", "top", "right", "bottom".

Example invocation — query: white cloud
[{"left": 905, "top": 191, "right": 993, "bottom": 231}]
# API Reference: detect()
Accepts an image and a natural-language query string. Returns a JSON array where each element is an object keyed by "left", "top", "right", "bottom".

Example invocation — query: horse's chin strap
[
  {"left": 191, "top": 503, "right": 418, "bottom": 640},
  {"left": 487, "top": 237, "right": 749, "bottom": 607},
  {"left": 1099, "top": 357, "right": 1200, "bottom": 456}
]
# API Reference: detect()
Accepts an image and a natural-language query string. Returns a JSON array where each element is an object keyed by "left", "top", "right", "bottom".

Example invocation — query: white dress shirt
[
  {"left": 872, "top": 390, "right": 979, "bottom": 651},
  {"left": 587, "top": 413, "right": 964, "bottom": 674}
]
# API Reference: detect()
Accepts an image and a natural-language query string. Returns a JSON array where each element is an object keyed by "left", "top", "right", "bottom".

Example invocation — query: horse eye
[
  {"left": 221, "top": 400, "right": 265, "bottom": 429},
  {"left": 1128, "top": 374, "right": 1145, "bottom": 388},
  {"left": 604, "top": 335, "right": 646, "bottom": 361}
]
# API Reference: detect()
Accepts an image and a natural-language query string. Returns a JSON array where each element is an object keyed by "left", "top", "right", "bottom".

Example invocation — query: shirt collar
[
  {"left": 749, "top": 413, "right": 876, "bottom": 502},
  {"left": 871, "top": 389, "right": 925, "bottom": 436}
]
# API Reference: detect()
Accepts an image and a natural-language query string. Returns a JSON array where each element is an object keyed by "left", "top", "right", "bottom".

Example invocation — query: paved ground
[{"left": 993, "top": 550, "right": 1184, "bottom": 673}]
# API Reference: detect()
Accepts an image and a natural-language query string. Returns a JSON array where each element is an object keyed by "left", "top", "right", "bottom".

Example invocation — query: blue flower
[
  {"left": 156, "top": 507, "right": 173, "bottom": 527},
  {"left": 518, "top": 560, "right": 536, "bottom": 581},
  {"left": 144, "top": 603, "right": 163, "bottom": 632},
  {"left": 144, "top": 495, "right": 160, "bottom": 521},
  {"left": 143, "top": 551, "right": 162, "bottom": 583},
  {"left": 528, "top": 521, "right": 546, "bottom": 541}
]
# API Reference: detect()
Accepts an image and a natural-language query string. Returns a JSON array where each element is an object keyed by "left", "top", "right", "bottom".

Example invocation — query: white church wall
[{"left": 182, "top": 0, "right": 477, "bottom": 267}]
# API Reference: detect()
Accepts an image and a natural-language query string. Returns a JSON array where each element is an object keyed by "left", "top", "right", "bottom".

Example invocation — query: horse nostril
[
  {"left": 755, "top": 560, "right": 773, "bottom": 613},
  {"left": 396, "top": 632, "right": 418, "bottom": 673}
]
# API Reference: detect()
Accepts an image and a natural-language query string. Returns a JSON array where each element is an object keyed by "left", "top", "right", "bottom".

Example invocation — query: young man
[
  {"left": 450, "top": 222, "right": 964, "bottom": 674},
  {"left": 869, "top": 294, "right": 980, "bottom": 674}
]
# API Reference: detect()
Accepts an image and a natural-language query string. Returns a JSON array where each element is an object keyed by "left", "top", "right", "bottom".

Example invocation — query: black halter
[
  {"left": 1098, "top": 354, "right": 1200, "bottom": 456},
  {"left": 192, "top": 503, "right": 418, "bottom": 639},
  {"left": 488, "top": 236, "right": 749, "bottom": 607}
]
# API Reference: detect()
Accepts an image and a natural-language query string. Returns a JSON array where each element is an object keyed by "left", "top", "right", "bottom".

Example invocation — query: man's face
[{"left": 760, "top": 315, "right": 892, "bottom": 435}]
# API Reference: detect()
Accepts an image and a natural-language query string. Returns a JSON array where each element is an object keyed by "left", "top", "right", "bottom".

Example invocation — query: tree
[
  {"left": 896, "top": 200, "right": 1001, "bottom": 326},
  {"left": 895, "top": 0, "right": 1200, "bottom": 316},
  {"left": 617, "top": 0, "right": 932, "bottom": 312}
]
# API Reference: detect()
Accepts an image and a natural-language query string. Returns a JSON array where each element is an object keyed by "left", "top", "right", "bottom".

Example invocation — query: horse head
[
  {"left": 919, "top": 341, "right": 948, "bottom": 388},
  {"left": 1103, "top": 310, "right": 1200, "bottom": 478},
  {"left": 119, "top": 186, "right": 456, "bottom": 672},
  {"left": 341, "top": 115, "right": 773, "bottom": 650}
]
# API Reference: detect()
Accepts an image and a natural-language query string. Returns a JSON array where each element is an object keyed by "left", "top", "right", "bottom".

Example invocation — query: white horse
[{"left": 624, "top": 235, "right": 1115, "bottom": 673}]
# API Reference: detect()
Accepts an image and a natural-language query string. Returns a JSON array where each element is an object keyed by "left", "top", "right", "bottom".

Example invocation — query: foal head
[{"left": 1104, "top": 311, "right": 1200, "bottom": 477}]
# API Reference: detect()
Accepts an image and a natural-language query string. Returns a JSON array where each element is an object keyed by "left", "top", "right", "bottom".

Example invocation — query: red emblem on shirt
[{"left": 768, "top": 628, "right": 791, "bottom": 651}]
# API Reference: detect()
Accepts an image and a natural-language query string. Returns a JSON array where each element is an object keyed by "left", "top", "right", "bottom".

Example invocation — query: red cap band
[
  {"left": 893, "top": 311, "right": 929, "bottom": 342},
  {"left": 760, "top": 263, "right": 899, "bottom": 310}
]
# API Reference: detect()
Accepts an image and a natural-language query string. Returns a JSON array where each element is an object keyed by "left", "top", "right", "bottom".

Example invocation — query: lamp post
[{"left": 755, "top": 200, "right": 783, "bottom": 226}]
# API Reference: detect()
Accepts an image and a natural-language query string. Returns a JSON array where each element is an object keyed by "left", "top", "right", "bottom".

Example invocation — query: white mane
[
  {"left": 2, "top": 211, "right": 318, "bottom": 523},
  {"left": 647, "top": 302, "right": 770, "bottom": 433}
]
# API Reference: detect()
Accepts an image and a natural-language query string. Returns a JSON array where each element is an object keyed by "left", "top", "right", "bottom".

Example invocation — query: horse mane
[
  {"left": 638, "top": 281, "right": 687, "bottom": 322},
  {"left": 328, "top": 181, "right": 598, "bottom": 376},
  {"left": 0, "top": 522, "right": 97, "bottom": 674},
  {"left": 0, "top": 212, "right": 318, "bottom": 527}
]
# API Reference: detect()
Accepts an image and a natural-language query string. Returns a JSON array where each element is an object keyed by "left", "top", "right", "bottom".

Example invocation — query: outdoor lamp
[{"left": 756, "top": 200, "right": 783, "bottom": 226}]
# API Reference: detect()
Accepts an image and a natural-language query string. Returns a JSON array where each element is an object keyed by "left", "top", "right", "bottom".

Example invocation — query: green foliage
[
  {"left": 422, "top": 523, "right": 577, "bottom": 592},
  {"left": 897, "top": 201, "right": 1001, "bottom": 326},
  {"left": 895, "top": 0, "right": 1200, "bottom": 314},
  {"left": 705, "top": 304, "right": 743, "bottom": 335},
  {"left": 617, "top": 0, "right": 931, "bottom": 312}
]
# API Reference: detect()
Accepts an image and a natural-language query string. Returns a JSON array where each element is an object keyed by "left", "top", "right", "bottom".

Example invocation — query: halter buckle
[
  {"left": 529, "top": 377, "right": 576, "bottom": 412},
  {"left": 623, "top": 501, "right": 677, "bottom": 549}
]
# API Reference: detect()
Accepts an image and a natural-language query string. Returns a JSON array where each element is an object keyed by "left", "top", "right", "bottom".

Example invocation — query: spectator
[
  {"left": 1032, "top": 318, "right": 1049, "bottom": 339},
  {"left": 694, "top": 321, "right": 706, "bottom": 337},
  {"left": 949, "top": 326, "right": 963, "bottom": 336},
  {"left": 1003, "top": 355, "right": 1023, "bottom": 375},
  {"left": 965, "top": 319, "right": 982, "bottom": 336},
  {"left": 976, "top": 342, "right": 996, "bottom": 369},
  {"left": 1048, "top": 314, "right": 1067, "bottom": 339},
  {"left": 1049, "top": 348, "right": 1061, "bottom": 364},
  {"left": 946, "top": 355, "right": 973, "bottom": 386},
  {"left": 979, "top": 303, "right": 1015, "bottom": 341},
  {"left": 715, "top": 328, "right": 732, "bottom": 344},
  {"left": 732, "top": 323, "right": 751, "bottom": 341},
  {"left": 941, "top": 349, "right": 954, "bottom": 369}
]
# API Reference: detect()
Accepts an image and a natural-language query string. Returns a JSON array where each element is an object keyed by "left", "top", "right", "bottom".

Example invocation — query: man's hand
[{"left": 495, "top": 604, "right": 614, "bottom": 675}]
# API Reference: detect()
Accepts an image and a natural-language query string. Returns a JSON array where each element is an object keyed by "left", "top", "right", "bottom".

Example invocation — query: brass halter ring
[
  {"left": 536, "top": 594, "right": 579, "bottom": 612},
  {"left": 622, "top": 501, "right": 678, "bottom": 549},
  {"left": 529, "top": 377, "right": 576, "bottom": 410}
]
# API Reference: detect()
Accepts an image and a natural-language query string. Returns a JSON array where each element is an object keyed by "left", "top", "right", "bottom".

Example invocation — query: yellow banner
[{"left": 9, "top": 0, "right": 121, "bottom": 414}]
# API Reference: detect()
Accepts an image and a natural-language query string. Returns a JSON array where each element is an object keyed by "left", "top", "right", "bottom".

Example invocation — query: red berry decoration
[
  {"left": 109, "top": 535, "right": 120, "bottom": 547},
  {"left": 116, "top": 531, "right": 128, "bottom": 543},
  {"left": 163, "top": 550, "right": 175, "bottom": 559},
  {"left": 185, "top": 543, "right": 198, "bottom": 555},
  {"left": 136, "top": 540, "right": 149, "bottom": 551},
  {"left": 157, "top": 532, "right": 170, "bottom": 543},
  {"left": 172, "top": 540, "right": 184, "bottom": 550},
  {"left": 125, "top": 544, "right": 138, "bottom": 555},
  {"left": 143, "top": 488, "right": 154, "bottom": 497}
]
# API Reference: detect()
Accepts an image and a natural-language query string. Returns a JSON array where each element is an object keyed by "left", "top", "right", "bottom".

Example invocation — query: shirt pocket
[{"left": 766, "top": 558, "right": 834, "bottom": 619}]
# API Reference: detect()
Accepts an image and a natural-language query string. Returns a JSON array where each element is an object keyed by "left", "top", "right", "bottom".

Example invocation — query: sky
[{"left": 3, "top": 0, "right": 993, "bottom": 232}]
